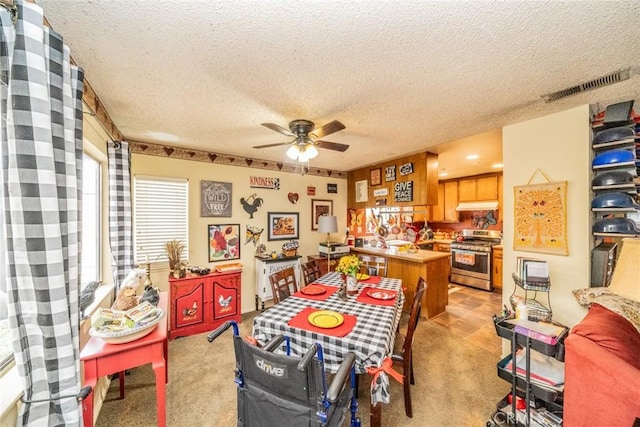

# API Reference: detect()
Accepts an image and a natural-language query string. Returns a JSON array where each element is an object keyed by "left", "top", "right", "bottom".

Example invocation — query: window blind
[{"left": 134, "top": 176, "right": 189, "bottom": 265}]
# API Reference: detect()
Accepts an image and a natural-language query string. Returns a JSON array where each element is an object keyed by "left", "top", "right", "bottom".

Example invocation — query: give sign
[{"left": 394, "top": 181, "right": 413, "bottom": 202}]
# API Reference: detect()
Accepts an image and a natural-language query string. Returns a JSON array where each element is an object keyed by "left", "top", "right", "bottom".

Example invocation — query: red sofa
[{"left": 564, "top": 303, "right": 640, "bottom": 426}]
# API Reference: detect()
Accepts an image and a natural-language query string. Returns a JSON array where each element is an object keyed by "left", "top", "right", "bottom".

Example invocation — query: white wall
[
  {"left": 502, "top": 105, "right": 592, "bottom": 329},
  {"left": 131, "top": 154, "right": 347, "bottom": 313}
]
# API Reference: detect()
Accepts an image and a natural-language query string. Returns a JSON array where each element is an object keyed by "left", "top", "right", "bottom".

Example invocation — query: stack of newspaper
[{"left": 91, "top": 301, "right": 159, "bottom": 333}]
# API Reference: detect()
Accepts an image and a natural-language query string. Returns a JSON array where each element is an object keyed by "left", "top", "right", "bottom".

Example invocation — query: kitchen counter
[
  {"left": 351, "top": 247, "right": 451, "bottom": 319},
  {"left": 432, "top": 239, "right": 454, "bottom": 245},
  {"left": 351, "top": 246, "right": 450, "bottom": 263}
]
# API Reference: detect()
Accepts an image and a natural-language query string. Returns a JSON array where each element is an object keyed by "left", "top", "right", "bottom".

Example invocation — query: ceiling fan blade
[
  {"left": 261, "top": 122, "right": 294, "bottom": 137},
  {"left": 315, "top": 140, "right": 350, "bottom": 152},
  {"left": 253, "top": 141, "right": 294, "bottom": 149},
  {"left": 309, "top": 120, "right": 345, "bottom": 139}
]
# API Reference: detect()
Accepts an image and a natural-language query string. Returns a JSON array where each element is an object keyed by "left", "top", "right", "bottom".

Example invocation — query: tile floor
[{"left": 432, "top": 284, "right": 504, "bottom": 356}]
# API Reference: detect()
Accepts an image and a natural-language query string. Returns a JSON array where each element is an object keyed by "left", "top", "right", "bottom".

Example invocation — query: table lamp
[{"left": 318, "top": 215, "right": 338, "bottom": 250}]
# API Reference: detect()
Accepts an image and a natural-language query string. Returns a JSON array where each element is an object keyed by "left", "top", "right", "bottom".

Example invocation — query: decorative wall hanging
[
  {"left": 249, "top": 176, "right": 280, "bottom": 189},
  {"left": 394, "top": 181, "right": 413, "bottom": 202},
  {"left": 385, "top": 165, "right": 396, "bottom": 182},
  {"left": 208, "top": 224, "right": 241, "bottom": 262},
  {"left": 373, "top": 188, "right": 388, "bottom": 197},
  {"left": 267, "top": 212, "right": 300, "bottom": 241},
  {"left": 287, "top": 192, "right": 299, "bottom": 204},
  {"left": 307, "top": 186, "right": 316, "bottom": 196},
  {"left": 399, "top": 162, "right": 413, "bottom": 176},
  {"left": 370, "top": 168, "right": 382, "bottom": 186},
  {"left": 349, "top": 209, "right": 365, "bottom": 234},
  {"left": 240, "top": 193, "right": 263, "bottom": 219},
  {"left": 245, "top": 225, "right": 264, "bottom": 246},
  {"left": 355, "top": 180, "right": 368, "bottom": 202},
  {"left": 513, "top": 169, "right": 568, "bottom": 255},
  {"left": 201, "top": 181, "right": 232, "bottom": 217},
  {"left": 311, "top": 199, "right": 333, "bottom": 230},
  {"left": 327, "top": 183, "right": 337, "bottom": 194}
]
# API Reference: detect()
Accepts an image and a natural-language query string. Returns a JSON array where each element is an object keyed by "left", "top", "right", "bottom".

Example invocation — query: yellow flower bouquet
[{"left": 335, "top": 254, "right": 362, "bottom": 276}]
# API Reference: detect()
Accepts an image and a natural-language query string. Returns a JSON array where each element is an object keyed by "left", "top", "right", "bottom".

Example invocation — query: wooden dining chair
[
  {"left": 391, "top": 277, "right": 427, "bottom": 418},
  {"left": 358, "top": 254, "right": 388, "bottom": 277},
  {"left": 301, "top": 260, "right": 323, "bottom": 286},
  {"left": 268, "top": 267, "right": 298, "bottom": 304}
]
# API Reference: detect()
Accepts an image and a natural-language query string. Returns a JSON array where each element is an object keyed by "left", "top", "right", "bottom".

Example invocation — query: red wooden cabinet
[{"left": 168, "top": 271, "right": 241, "bottom": 339}]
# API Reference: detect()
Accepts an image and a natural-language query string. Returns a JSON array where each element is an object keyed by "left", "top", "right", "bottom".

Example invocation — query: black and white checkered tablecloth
[{"left": 252, "top": 272, "right": 405, "bottom": 404}]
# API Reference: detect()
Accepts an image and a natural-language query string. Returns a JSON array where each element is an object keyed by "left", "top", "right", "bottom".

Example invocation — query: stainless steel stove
[{"left": 450, "top": 229, "right": 502, "bottom": 291}]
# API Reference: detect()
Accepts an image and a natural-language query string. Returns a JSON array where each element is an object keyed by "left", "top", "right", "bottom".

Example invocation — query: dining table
[{"left": 252, "top": 271, "right": 405, "bottom": 427}]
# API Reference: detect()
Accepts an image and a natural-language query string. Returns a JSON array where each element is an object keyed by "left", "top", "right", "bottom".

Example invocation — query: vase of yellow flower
[{"left": 335, "top": 255, "right": 362, "bottom": 295}]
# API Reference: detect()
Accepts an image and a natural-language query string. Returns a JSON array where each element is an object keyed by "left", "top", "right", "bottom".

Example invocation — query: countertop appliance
[
  {"left": 450, "top": 229, "right": 502, "bottom": 291},
  {"left": 318, "top": 242, "right": 350, "bottom": 257}
]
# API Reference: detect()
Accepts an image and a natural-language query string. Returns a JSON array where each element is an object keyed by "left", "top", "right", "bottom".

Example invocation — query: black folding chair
[{"left": 208, "top": 321, "right": 361, "bottom": 427}]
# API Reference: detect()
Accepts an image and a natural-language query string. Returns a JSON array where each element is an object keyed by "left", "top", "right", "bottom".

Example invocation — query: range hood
[{"left": 456, "top": 201, "right": 499, "bottom": 211}]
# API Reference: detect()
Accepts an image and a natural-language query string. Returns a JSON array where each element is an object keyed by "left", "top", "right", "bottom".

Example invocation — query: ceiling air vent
[{"left": 541, "top": 67, "right": 631, "bottom": 103}]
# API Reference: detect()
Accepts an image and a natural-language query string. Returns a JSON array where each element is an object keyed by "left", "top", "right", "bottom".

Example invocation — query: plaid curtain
[
  {"left": 108, "top": 141, "right": 133, "bottom": 289},
  {"left": 0, "top": 1, "right": 84, "bottom": 425}
]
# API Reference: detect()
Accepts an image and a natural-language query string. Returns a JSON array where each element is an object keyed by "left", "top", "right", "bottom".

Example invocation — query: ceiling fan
[{"left": 253, "top": 119, "right": 349, "bottom": 162}]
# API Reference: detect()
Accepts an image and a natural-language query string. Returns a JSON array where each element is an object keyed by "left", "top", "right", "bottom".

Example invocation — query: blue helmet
[{"left": 592, "top": 149, "right": 635, "bottom": 167}]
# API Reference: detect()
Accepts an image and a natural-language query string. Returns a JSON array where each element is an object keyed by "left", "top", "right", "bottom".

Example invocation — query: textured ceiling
[{"left": 37, "top": 0, "right": 640, "bottom": 178}]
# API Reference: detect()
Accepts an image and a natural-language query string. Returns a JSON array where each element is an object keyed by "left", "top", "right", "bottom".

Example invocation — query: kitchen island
[{"left": 351, "top": 246, "right": 451, "bottom": 319}]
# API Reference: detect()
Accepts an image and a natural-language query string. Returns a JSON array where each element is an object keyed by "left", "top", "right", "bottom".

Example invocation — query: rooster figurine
[{"left": 240, "top": 193, "right": 264, "bottom": 219}]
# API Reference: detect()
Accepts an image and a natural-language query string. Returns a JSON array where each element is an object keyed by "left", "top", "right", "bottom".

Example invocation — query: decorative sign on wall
[
  {"left": 373, "top": 188, "right": 388, "bottom": 197},
  {"left": 327, "top": 183, "right": 337, "bottom": 194},
  {"left": 385, "top": 165, "right": 396, "bottom": 182},
  {"left": 375, "top": 199, "right": 387, "bottom": 206},
  {"left": 394, "top": 181, "right": 413, "bottom": 202},
  {"left": 201, "top": 181, "right": 232, "bottom": 217},
  {"left": 355, "top": 180, "right": 368, "bottom": 202},
  {"left": 240, "top": 193, "right": 264, "bottom": 219},
  {"left": 250, "top": 176, "right": 280, "bottom": 190},
  {"left": 307, "top": 186, "right": 316, "bottom": 196},
  {"left": 399, "top": 162, "right": 414, "bottom": 176},
  {"left": 370, "top": 168, "right": 382, "bottom": 186}
]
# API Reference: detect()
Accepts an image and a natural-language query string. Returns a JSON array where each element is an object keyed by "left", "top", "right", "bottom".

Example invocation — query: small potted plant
[{"left": 335, "top": 254, "right": 362, "bottom": 294}]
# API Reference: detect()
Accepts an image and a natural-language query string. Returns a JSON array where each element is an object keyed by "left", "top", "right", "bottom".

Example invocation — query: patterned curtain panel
[
  {"left": 0, "top": 1, "right": 84, "bottom": 425},
  {"left": 108, "top": 141, "right": 133, "bottom": 289}
]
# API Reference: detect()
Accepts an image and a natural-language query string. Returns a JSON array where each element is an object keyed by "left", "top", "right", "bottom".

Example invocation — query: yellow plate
[
  {"left": 308, "top": 310, "right": 345, "bottom": 329},
  {"left": 356, "top": 273, "right": 370, "bottom": 281}
]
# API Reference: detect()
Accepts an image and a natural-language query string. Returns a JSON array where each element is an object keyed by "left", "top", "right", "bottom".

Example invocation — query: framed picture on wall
[
  {"left": 267, "top": 212, "right": 300, "bottom": 241},
  {"left": 208, "top": 224, "right": 241, "bottom": 262},
  {"left": 370, "top": 168, "right": 382, "bottom": 186},
  {"left": 311, "top": 199, "right": 333, "bottom": 230}
]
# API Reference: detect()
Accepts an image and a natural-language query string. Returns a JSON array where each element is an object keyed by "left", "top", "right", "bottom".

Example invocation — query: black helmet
[
  {"left": 592, "top": 217, "right": 640, "bottom": 235},
  {"left": 591, "top": 192, "right": 640, "bottom": 209},
  {"left": 592, "top": 171, "right": 635, "bottom": 187},
  {"left": 592, "top": 126, "right": 635, "bottom": 146}
]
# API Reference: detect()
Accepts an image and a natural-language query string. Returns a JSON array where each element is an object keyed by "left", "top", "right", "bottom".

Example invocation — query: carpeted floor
[{"left": 96, "top": 289, "right": 508, "bottom": 427}]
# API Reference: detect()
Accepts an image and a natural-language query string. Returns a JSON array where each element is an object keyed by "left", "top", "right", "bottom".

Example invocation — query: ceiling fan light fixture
[
  {"left": 305, "top": 144, "right": 319, "bottom": 160},
  {"left": 286, "top": 145, "right": 300, "bottom": 160}
]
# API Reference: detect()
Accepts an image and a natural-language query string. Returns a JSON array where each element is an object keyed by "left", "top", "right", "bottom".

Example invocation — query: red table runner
[
  {"left": 356, "top": 287, "right": 398, "bottom": 307},
  {"left": 293, "top": 284, "right": 338, "bottom": 301},
  {"left": 288, "top": 307, "right": 357, "bottom": 337}
]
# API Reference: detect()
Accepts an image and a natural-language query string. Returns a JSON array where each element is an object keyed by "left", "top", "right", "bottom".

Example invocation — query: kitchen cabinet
[
  {"left": 458, "top": 175, "right": 498, "bottom": 201},
  {"left": 347, "top": 152, "right": 438, "bottom": 208},
  {"left": 433, "top": 242, "right": 451, "bottom": 253},
  {"left": 431, "top": 181, "right": 459, "bottom": 223},
  {"left": 492, "top": 246, "right": 503, "bottom": 290},
  {"left": 168, "top": 271, "right": 241, "bottom": 340}
]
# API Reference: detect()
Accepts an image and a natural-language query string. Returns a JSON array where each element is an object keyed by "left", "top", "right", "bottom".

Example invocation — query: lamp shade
[
  {"left": 608, "top": 238, "right": 640, "bottom": 302},
  {"left": 317, "top": 215, "right": 338, "bottom": 233}
]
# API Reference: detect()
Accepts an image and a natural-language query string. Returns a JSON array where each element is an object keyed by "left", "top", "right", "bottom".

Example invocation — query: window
[
  {"left": 134, "top": 176, "right": 189, "bottom": 265},
  {"left": 81, "top": 153, "right": 101, "bottom": 288}
]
